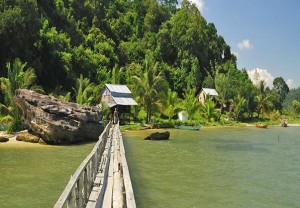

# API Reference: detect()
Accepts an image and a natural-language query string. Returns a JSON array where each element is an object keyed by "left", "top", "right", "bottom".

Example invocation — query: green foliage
[
  {"left": 273, "top": 77, "right": 289, "bottom": 100},
  {"left": 199, "top": 96, "right": 219, "bottom": 122},
  {"left": 0, "top": 58, "right": 42, "bottom": 133},
  {"left": 99, "top": 102, "right": 111, "bottom": 122},
  {"left": 0, "top": 0, "right": 290, "bottom": 126},
  {"left": 137, "top": 108, "right": 147, "bottom": 123},
  {"left": 163, "top": 89, "right": 182, "bottom": 120},
  {"left": 283, "top": 87, "right": 300, "bottom": 109},
  {"left": 290, "top": 100, "right": 300, "bottom": 115},
  {"left": 120, "top": 124, "right": 142, "bottom": 132},
  {"left": 229, "top": 94, "right": 247, "bottom": 121},
  {"left": 133, "top": 55, "right": 168, "bottom": 123},
  {"left": 73, "top": 74, "right": 96, "bottom": 105},
  {"left": 182, "top": 88, "right": 200, "bottom": 120}
]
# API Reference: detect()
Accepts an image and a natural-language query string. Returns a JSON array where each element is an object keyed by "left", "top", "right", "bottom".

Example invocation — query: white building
[{"left": 198, "top": 88, "right": 218, "bottom": 104}]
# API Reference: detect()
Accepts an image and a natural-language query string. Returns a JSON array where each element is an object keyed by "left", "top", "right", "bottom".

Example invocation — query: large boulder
[
  {"left": 14, "top": 89, "right": 103, "bottom": 144},
  {"left": 144, "top": 131, "right": 170, "bottom": 140}
]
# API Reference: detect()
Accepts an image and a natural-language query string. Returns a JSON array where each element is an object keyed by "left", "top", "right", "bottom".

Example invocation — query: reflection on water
[
  {"left": 0, "top": 141, "right": 95, "bottom": 208},
  {"left": 123, "top": 127, "right": 300, "bottom": 208}
]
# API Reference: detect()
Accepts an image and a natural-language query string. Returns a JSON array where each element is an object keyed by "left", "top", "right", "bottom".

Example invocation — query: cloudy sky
[{"left": 178, "top": 0, "right": 300, "bottom": 89}]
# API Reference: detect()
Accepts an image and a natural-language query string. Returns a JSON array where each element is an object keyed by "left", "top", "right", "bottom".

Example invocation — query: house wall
[
  {"left": 101, "top": 87, "right": 115, "bottom": 104},
  {"left": 198, "top": 91, "right": 206, "bottom": 104}
]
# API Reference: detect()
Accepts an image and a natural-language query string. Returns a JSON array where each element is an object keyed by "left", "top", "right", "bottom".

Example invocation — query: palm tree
[
  {"left": 72, "top": 74, "right": 96, "bottom": 105},
  {"left": 254, "top": 80, "right": 273, "bottom": 118},
  {"left": 164, "top": 89, "right": 182, "bottom": 120},
  {"left": 255, "top": 93, "right": 273, "bottom": 118},
  {"left": 0, "top": 58, "right": 43, "bottom": 132},
  {"left": 199, "top": 96, "right": 219, "bottom": 122},
  {"left": 229, "top": 94, "right": 247, "bottom": 120},
  {"left": 132, "top": 60, "right": 167, "bottom": 123},
  {"left": 182, "top": 88, "right": 199, "bottom": 120}
]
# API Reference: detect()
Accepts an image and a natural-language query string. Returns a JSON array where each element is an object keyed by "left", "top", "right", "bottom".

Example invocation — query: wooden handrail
[
  {"left": 54, "top": 122, "right": 112, "bottom": 208},
  {"left": 118, "top": 127, "right": 137, "bottom": 208},
  {"left": 54, "top": 122, "right": 136, "bottom": 208}
]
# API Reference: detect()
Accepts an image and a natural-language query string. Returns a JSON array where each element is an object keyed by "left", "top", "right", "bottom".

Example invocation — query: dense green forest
[{"left": 0, "top": 0, "right": 299, "bottom": 130}]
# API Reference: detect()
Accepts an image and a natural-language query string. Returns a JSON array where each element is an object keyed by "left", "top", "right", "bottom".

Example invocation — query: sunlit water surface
[
  {"left": 0, "top": 141, "right": 95, "bottom": 208},
  {"left": 123, "top": 127, "right": 300, "bottom": 208}
]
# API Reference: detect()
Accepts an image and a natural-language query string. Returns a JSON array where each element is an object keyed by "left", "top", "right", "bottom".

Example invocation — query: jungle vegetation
[{"left": 0, "top": 0, "right": 298, "bottom": 130}]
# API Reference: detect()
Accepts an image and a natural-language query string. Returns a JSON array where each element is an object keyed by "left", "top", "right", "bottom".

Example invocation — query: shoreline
[
  {"left": 0, "top": 131, "right": 39, "bottom": 146},
  {"left": 2, "top": 123, "right": 300, "bottom": 145}
]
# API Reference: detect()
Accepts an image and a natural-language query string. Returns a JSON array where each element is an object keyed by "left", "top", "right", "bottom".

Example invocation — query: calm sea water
[
  {"left": 123, "top": 127, "right": 300, "bottom": 208},
  {"left": 0, "top": 141, "right": 95, "bottom": 208}
]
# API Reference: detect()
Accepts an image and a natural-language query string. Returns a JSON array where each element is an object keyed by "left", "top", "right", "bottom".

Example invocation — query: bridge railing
[
  {"left": 54, "top": 122, "right": 112, "bottom": 208},
  {"left": 118, "top": 127, "right": 136, "bottom": 208}
]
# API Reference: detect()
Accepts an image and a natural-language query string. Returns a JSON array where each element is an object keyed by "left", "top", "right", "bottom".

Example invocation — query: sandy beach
[{"left": 0, "top": 131, "right": 34, "bottom": 145}]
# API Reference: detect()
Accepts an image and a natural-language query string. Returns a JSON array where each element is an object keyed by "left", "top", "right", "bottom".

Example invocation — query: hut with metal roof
[
  {"left": 101, "top": 84, "right": 137, "bottom": 124},
  {"left": 198, "top": 88, "right": 219, "bottom": 104}
]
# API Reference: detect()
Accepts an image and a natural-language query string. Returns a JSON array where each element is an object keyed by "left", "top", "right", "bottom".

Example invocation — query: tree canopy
[{"left": 0, "top": 0, "right": 294, "bottom": 125}]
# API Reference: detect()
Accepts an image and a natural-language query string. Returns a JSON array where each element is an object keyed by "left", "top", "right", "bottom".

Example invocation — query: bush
[
  {"left": 137, "top": 109, "right": 147, "bottom": 123},
  {"left": 155, "top": 119, "right": 175, "bottom": 128},
  {"left": 6, "top": 120, "right": 28, "bottom": 134},
  {"left": 120, "top": 124, "right": 142, "bottom": 131}
]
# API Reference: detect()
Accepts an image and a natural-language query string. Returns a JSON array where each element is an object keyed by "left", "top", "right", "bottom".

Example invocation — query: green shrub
[{"left": 120, "top": 124, "right": 142, "bottom": 131}]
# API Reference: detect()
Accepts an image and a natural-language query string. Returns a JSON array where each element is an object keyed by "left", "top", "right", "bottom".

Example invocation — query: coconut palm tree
[
  {"left": 0, "top": 58, "right": 43, "bottom": 132},
  {"left": 164, "top": 89, "right": 182, "bottom": 120},
  {"left": 199, "top": 96, "right": 219, "bottom": 122},
  {"left": 132, "top": 59, "right": 167, "bottom": 123},
  {"left": 182, "top": 88, "right": 199, "bottom": 120},
  {"left": 229, "top": 94, "right": 247, "bottom": 120},
  {"left": 254, "top": 80, "right": 274, "bottom": 118},
  {"left": 255, "top": 93, "right": 273, "bottom": 118},
  {"left": 73, "top": 74, "right": 96, "bottom": 105}
]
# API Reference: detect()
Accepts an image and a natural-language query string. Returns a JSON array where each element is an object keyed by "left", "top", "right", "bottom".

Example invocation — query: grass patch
[{"left": 120, "top": 124, "right": 143, "bottom": 131}]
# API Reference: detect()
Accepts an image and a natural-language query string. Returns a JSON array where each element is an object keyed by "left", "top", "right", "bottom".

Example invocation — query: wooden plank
[
  {"left": 118, "top": 127, "right": 137, "bottom": 208},
  {"left": 54, "top": 122, "right": 112, "bottom": 208},
  {"left": 113, "top": 131, "right": 124, "bottom": 208},
  {"left": 102, "top": 130, "right": 115, "bottom": 207},
  {"left": 86, "top": 125, "right": 114, "bottom": 208}
]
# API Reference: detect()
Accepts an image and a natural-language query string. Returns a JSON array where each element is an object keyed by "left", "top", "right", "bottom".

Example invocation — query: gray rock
[
  {"left": 14, "top": 89, "right": 103, "bottom": 144},
  {"left": 144, "top": 131, "right": 170, "bottom": 140}
]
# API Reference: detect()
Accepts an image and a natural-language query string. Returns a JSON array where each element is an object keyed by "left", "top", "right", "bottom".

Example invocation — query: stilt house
[{"left": 101, "top": 84, "right": 137, "bottom": 123}]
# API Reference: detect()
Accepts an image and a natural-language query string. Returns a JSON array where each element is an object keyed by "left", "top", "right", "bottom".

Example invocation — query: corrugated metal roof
[
  {"left": 105, "top": 84, "right": 132, "bottom": 94},
  {"left": 202, "top": 88, "right": 219, "bottom": 96},
  {"left": 112, "top": 97, "right": 138, "bottom": 105},
  {"left": 103, "top": 84, "right": 138, "bottom": 106}
]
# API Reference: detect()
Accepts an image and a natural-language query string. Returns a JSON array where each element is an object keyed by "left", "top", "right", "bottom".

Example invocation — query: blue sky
[{"left": 178, "top": 0, "right": 300, "bottom": 89}]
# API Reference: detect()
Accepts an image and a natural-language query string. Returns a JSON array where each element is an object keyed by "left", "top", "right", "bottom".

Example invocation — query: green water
[
  {"left": 0, "top": 141, "right": 95, "bottom": 208},
  {"left": 123, "top": 127, "right": 300, "bottom": 208}
]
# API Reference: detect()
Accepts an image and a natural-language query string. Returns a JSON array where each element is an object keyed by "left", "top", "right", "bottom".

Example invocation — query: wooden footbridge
[{"left": 54, "top": 122, "right": 136, "bottom": 208}]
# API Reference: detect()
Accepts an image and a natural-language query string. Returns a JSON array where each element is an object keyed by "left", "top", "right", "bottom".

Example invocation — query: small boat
[
  {"left": 255, "top": 123, "right": 268, "bottom": 128},
  {"left": 175, "top": 125, "right": 201, "bottom": 131}
]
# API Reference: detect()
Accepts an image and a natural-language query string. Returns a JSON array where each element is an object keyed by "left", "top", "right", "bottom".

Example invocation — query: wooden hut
[
  {"left": 198, "top": 88, "right": 219, "bottom": 104},
  {"left": 101, "top": 84, "right": 137, "bottom": 124}
]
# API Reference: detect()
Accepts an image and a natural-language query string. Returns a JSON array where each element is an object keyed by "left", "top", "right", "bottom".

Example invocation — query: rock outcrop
[
  {"left": 0, "top": 136, "right": 9, "bottom": 142},
  {"left": 144, "top": 131, "right": 170, "bottom": 140},
  {"left": 16, "top": 131, "right": 44, "bottom": 144},
  {"left": 14, "top": 89, "right": 103, "bottom": 144}
]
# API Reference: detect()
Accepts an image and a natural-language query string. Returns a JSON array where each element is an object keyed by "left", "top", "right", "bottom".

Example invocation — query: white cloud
[
  {"left": 189, "top": 0, "right": 205, "bottom": 12},
  {"left": 286, "top": 79, "right": 296, "bottom": 89},
  {"left": 237, "top": 39, "right": 253, "bottom": 50},
  {"left": 247, "top": 68, "right": 274, "bottom": 88}
]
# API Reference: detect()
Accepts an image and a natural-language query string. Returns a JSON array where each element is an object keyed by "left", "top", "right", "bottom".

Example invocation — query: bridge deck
[{"left": 54, "top": 123, "right": 136, "bottom": 208}]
